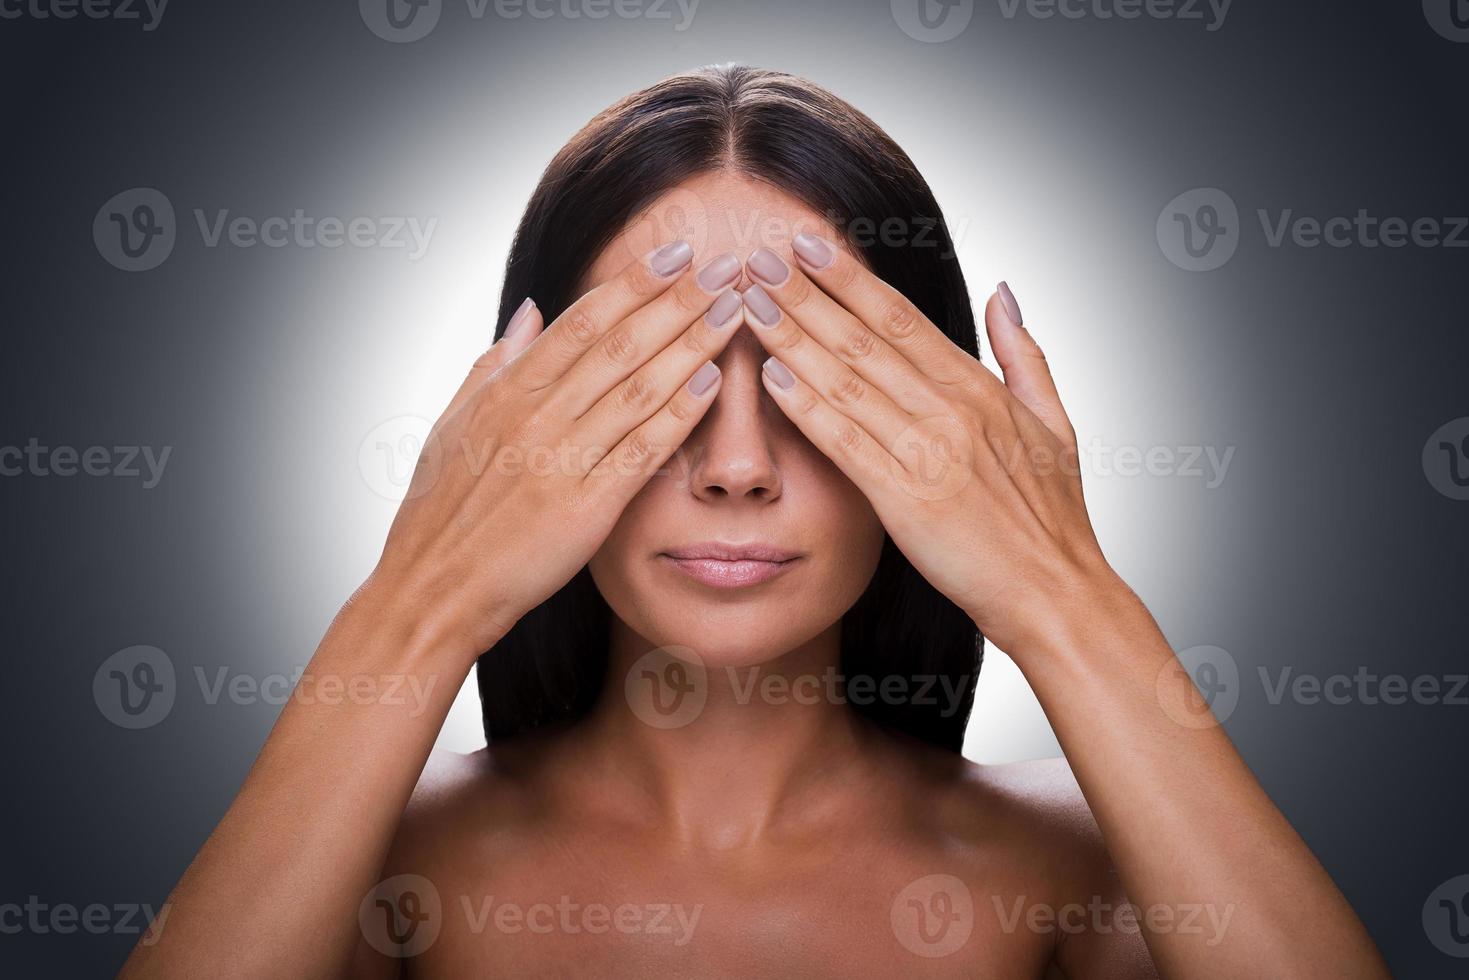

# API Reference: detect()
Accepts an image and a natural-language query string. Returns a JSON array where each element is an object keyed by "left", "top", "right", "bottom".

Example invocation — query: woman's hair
[{"left": 477, "top": 64, "right": 983, "bottom": 751}]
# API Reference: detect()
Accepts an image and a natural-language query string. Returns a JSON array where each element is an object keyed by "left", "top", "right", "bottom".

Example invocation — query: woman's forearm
[
  {"left": 118, "top": 580, "right": 477, "bottom": 979},
  {"left": 1011, "top": 577, "right": 1390, "bottom": 980}
]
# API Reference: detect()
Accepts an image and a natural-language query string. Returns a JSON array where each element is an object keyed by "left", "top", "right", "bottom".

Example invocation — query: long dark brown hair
[{"left": 477, "top": 64, "right": 983, "bottom": 751}]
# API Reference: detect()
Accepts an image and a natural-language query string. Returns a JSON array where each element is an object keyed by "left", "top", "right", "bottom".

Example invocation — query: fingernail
[
  {"left": 705, "top": 289, "right": 742, "bottom": 329},
  {"left": 697, "top": 252, "right": 741, "bottom": 291},
  {"left": 747, "top": 248, "right": 790, "bottom": 286},
  {"left": 793, "top": 233, "right": 835, "bottom": 270},
  {"left": 504, "top": 297, "right": 535, "bottom": 339},
  {"left": 743, "top": 283, "right": 781, "bottom": 327},
  {"left": 651, "top": 240, "right": 693, "bottom": 277},
  {"left": 763, "top": 356, "right": 795, "bottom": 390},
  {"left": 688, "top": 361, "right": 720, "bottom": 396},
  {"left": 997, "top": 281, "right": 1024, "bottom": 327}
]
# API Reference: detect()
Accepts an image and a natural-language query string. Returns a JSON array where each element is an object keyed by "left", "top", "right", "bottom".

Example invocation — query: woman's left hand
[{"left": 741, "top": 234, "right": 1127, "bottom": 656}]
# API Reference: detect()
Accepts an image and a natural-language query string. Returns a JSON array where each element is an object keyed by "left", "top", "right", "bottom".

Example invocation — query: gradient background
[{"left": 3, "top": 0, "right": 1466, "bottom": 974}]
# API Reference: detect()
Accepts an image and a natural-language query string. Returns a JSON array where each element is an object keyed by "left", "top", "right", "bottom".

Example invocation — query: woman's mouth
[{"left": 659, "top": 542, "right": 802, "bottom": 589}]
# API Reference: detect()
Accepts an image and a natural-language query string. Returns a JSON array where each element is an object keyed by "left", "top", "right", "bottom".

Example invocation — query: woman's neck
[{"left": 574, "top": 616, "right": 877, "bottom": 850}]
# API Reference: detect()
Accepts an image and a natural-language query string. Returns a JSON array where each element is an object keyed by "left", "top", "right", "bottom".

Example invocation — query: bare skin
[{"left": 121, "top": 173, "right": 1390, "bottom": 979}]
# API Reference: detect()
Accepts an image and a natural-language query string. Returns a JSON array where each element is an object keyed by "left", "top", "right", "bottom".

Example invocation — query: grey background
[{"left": 2, "top": 0, "right": 1466, "bottom": 974}]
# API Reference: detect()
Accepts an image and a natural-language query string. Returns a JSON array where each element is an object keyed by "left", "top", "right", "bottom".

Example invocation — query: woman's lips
[{"left": 660, "top": 544, "right": 801, "bottom": 589}]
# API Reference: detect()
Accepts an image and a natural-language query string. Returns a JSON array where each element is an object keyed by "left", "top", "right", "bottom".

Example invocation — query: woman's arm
[
  {"left": 119, "top": 241, "right": 745, "bottom": 978},
  {"left": 739, "top": 236, "right": 1390, "bottom": 978}
]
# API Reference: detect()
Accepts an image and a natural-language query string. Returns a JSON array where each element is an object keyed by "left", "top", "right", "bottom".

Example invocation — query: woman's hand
[
  {"left": 739, "top": 235, "right": 1124, "bottom": 656},
  {"left": 368, "top": 240, "right": 747, "bottom": 665}
]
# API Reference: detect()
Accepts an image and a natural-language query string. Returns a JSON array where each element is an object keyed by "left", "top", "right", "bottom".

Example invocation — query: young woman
[{"left": 121, "top": 65, "right": 1390, "bottom": 978}]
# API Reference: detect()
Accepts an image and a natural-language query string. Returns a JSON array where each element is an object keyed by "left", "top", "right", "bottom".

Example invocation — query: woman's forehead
[{"left": 581, "top": 171, "right": 844, "bottom": 290}]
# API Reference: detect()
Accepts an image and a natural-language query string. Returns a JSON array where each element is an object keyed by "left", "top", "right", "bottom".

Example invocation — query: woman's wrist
[{"left": 331, "top": 567, "right": 510, "bottom": 675}]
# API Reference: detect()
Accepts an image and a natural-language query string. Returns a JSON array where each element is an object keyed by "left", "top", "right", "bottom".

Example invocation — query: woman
[{"left": 121, "top": 65, "right": 1390, "bottom": 978}]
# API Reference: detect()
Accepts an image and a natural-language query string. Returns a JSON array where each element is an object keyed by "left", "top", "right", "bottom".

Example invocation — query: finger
[
  {"left": 741, "top": 281, "right": 916, "bottom": 451},
  {"left": 744, "top": 247, "right": 941, "bottom": 417},
  {"left": 984, "top": 283, "right": 1075, "bottom": 446},
  {"left": 547, "top": 251, "right": 742, "bottom": 419},
  {"left": 443, "top": 296, "right": 542, "bottom": 422},
  {"left": 756, "top": 354, "right": 898, "bottom": 494},
  {"left": 788, "top": 233, "right": 972, "bottom": 385},
  {"left": 573, "top": 287, "right": 743, "bottom": 451},
  {"left": 511, "top": 239, "right": 697, "bottom": 390},
  {"left": 584, "top": 358, "right": 723, "bottom": 494}
]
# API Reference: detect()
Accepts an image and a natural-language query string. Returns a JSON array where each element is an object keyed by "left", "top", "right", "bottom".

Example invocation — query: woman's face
[{"left": 585, "top": 172, "right": 887, "bottom": 667}]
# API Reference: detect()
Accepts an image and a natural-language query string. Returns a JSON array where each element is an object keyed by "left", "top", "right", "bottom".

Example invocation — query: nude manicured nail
[
  {"left": 504, "top": 297, "right": 536, "bottom": 339},
  {"left": 698, "top": 252, "right": 741, "bottom": 291},
  {"left": 651, "top": 240, "right": 693, "bottom": 277},
  {"left": 747, "top": 248, "right": 789, "bottom": 286},
  {"left": 688, "top": 361, "right": 720, "bottom": 396},
  {"left": 792, "top": 233, "right": 835, "bottom": 270},
  {"left": 705, "top": 289, "right": 742, "bottom": 328},
  {"left": 997, "top": 281, "right": 1024, "bottom": 326},
  {"left": 763, "top": 356, "right": 795, "bottom": 390},
  {"left": 743, "top": 283, "right": 781, "bottom": 326}
]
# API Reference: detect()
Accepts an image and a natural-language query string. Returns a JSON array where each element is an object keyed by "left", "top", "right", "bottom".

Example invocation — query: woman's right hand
[{"left": 365, "top": 240, "right": 746, "bottom": 665}]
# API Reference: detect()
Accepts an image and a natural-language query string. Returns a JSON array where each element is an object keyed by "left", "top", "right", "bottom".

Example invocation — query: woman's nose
[{"left": 687, "top": 338, "right": 782, "bottom": 503}]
